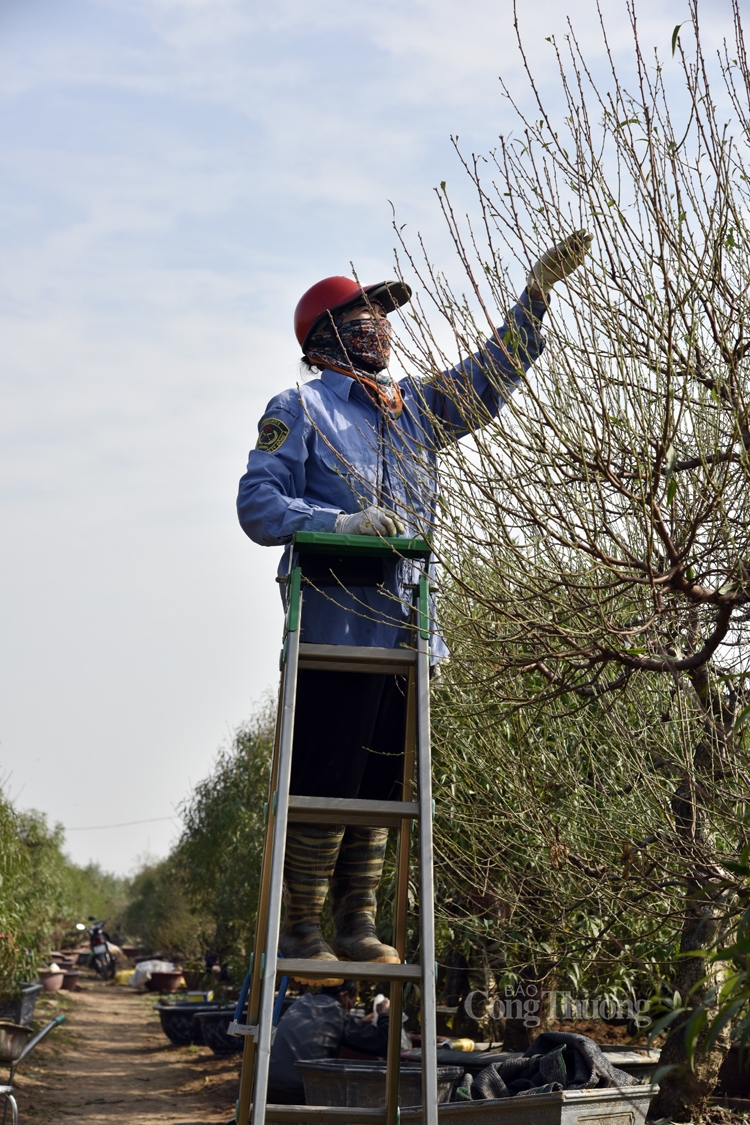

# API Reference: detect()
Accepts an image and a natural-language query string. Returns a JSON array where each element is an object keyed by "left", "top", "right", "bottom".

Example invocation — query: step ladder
[{"left": 233, "top": 530, "right": 439, "bottom": 1125}]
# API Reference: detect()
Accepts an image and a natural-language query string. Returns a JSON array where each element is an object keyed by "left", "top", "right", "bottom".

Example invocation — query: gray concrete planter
[
  {"left": 399, "top": 1083, "right": 659, "bottom": 1125},
  {"left": 0, "top": 984, "right": 43, "bottom": 1028}
]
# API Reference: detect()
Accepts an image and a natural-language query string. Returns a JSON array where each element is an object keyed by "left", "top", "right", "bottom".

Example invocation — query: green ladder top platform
[{"left": 292, "top": 530, "right": 431, "bottom": 558}]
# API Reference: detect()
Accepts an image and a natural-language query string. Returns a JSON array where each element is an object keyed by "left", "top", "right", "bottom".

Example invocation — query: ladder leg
[
  {"left": 236, "top": 681, "right": 286, "bottom": 1123},
  {"left": 251, "top": 584, "right": 303, "bottom": 1125},
  {"left": 416, "top": 624, "right": 438, "bottom": 1125},
  {"left": 385, "top": 666, "right": 417, "bottom": 1125},
  {"left": 250, "top": 625, "right": 301, "bottom": 1125}
]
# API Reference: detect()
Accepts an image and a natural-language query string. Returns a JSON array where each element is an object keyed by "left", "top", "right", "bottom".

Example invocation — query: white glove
[
  {"left": 334, "top": 506, "right": 405, "bottom": 537},
  {"left": 527, "top": 229, "right": 592, "bottom": 299}
]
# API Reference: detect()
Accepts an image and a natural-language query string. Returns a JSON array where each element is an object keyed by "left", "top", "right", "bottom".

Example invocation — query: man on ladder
[{"left": 237, "top": 233, "right": 590, "bottom": 974}]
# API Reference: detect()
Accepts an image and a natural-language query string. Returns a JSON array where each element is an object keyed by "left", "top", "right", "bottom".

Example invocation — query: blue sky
[{"left": 0, "top": 0, "right": 716, "bottom": 873}]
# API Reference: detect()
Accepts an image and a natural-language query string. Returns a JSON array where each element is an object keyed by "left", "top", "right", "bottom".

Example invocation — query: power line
[{"left": 65, "top": 815, "right": 180, "bottom": 831}]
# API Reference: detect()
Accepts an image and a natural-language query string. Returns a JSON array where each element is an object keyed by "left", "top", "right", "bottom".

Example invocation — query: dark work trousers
[{"left": 290, "top": 671, "right": 407, "bottom": 800}]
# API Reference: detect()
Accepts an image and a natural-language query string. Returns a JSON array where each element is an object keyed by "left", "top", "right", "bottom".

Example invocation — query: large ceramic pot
[
  {"left": 121, "top": 945, "right": 148, "bottom": 962},
  {"left": 195, "top": 1009, "right": 243, "bottom": 1056},
  {"left": 0, "top": 1022, "right": 33, "bottom": 1064},
  {"left": 146, "top": 970, "right": 185, "bottom": 993},
  {"left": 38, "top": 970, "right": 65, "bottom": 993},
  {"left": 61, "top": 971, "right": 80, "bottom": 991}
]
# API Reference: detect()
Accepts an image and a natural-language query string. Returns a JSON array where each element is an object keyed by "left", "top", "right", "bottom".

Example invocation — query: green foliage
[
  {"left": 426, "top": 551, "right": 750, "bottom": 1009},
  {"left": 429, "top": 641, "right": 693, "bottom": 1003},
  {"left": 0, "top": 785, "right": 128, "bottom": 995},
  {"left": 122, "top": 856, "right": 206, "bottom": 956},
  {"left": 62, "top": 862, "right": 129, "bottom": 933},
  {"left": 0, "top": 696, "right": 272, "bottom": 991}
]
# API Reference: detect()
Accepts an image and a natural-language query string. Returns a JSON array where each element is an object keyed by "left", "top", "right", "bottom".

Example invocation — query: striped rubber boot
[
  {"left": 279, "top": 822, "right": 345, "bottom": 984},
  {"left": 330, "top": 827, "right": 399, "bottom": 963}
]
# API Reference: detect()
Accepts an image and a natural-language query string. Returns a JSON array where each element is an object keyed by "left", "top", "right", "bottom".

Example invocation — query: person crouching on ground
[{"left": 268, "top": 983, "right": 391, "bottom": 1105}]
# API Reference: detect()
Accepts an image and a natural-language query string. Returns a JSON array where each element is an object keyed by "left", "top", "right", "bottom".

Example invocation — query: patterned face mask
[
  {"left": 305, "top": 312, "right": 403, "bottom": 419},
  {"left": 337, "top": 316, "right": 392, "bottom": 372}
]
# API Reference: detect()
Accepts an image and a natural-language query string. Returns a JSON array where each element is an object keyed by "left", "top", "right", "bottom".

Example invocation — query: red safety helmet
[{"left": 294, "top": 275, "right": 412, "bottom": 352}]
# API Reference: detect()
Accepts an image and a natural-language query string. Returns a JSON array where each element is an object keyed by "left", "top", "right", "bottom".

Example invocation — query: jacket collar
[
  {"left": 320, "top": 367, "right": 355, "bottom": 402},
  {"left": 320, "top": 366, "right": 391, "bottom": 412}
]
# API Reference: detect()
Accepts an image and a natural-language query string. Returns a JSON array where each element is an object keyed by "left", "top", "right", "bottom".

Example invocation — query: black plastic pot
[
  {"left": 154, "top": 1001, "right": 225, "bottom": 1047},
  {"left": 0, "top": 983, "right": 43, "bottom": 1027},
  {"left": 195, "top": 1009, "right": 244, "bottom": 1056}
]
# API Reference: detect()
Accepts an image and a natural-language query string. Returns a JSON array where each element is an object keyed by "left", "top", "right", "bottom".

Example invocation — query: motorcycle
[{"left": 76, "top": 918, "right": 117, "bottom": 980}]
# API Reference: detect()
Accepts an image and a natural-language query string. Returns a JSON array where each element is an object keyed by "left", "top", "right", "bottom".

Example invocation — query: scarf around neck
[{"left": 305, "top": 315, "right": 403, "bottom": 419}]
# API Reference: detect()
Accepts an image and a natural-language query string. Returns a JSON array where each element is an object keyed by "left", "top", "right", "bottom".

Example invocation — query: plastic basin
[
  {"left": 154, "top": 1001, "right": 225, "bottom": 1046},
  {"left": 194, "top": 1009, "right": 243, "bottom": 1056},
  {"left": 295, "top": 1060, "right": 464, "bottom": 1109}
]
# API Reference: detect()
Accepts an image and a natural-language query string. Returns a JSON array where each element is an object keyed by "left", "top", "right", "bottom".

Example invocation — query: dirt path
[{"left": 10, "top": 975, "right": 241, "bottom": 1123}]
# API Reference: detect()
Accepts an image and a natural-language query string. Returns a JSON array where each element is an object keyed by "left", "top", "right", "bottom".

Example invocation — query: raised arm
[
  {"left": 411, "top": 289, "right": 546, "bottom": 443},
  {"left": 407, "top": 231, "right": 592, "bottom": 444}
]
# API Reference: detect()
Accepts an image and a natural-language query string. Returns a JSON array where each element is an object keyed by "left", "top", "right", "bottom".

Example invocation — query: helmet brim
[
  {"left": 302, "top": 279, "right": 412, "bottom": 352},
  {"left": 361, "top": 280, "right": 412, "bottom": 314}
]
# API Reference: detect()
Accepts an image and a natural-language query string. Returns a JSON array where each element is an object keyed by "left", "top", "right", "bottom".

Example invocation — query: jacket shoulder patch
[{"left": 256, "top": 417, "right": 290, "bottom": 453}]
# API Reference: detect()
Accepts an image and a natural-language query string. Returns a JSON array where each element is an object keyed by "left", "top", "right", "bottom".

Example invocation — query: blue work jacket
[{"left": 237, "top": 291, "right": 547, "bottom": 652}]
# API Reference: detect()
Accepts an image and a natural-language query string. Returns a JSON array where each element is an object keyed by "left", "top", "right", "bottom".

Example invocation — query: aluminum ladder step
[
  {"left": 277, "top": 958, "right": 422, "bottom": 982},
  {"left": 288, "top": 795, "right": 419, "bottom": 828},
  {"left": 298, "top": 643, "right": 417, "bottom": 674},
  {"left": 265, "top": 1107, "right": 387, "bottom": 1123}
]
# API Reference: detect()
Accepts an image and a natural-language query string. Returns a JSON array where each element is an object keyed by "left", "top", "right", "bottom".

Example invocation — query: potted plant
[
  {"left": 180, "top": 957, "right": 209, "bottom": 992},
  {"left": 0, "top": 934, "right": 42, "bottom": 1027}
]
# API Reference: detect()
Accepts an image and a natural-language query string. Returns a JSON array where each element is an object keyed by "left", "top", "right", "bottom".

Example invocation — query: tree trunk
[
  {"left": 649, "top": 733, "right": 729, "bottom": 1120},
  {"left": 648, "top": 892, "right": 728, "bottom": 1119},
  {"left": 449, "top": 946, "right": 507, "bottom": 1044}
]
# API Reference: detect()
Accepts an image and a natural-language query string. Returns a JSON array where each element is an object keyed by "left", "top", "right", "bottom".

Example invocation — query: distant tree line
[{"left": 0, "top": 786, "right": 128, "bottom": 997}]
